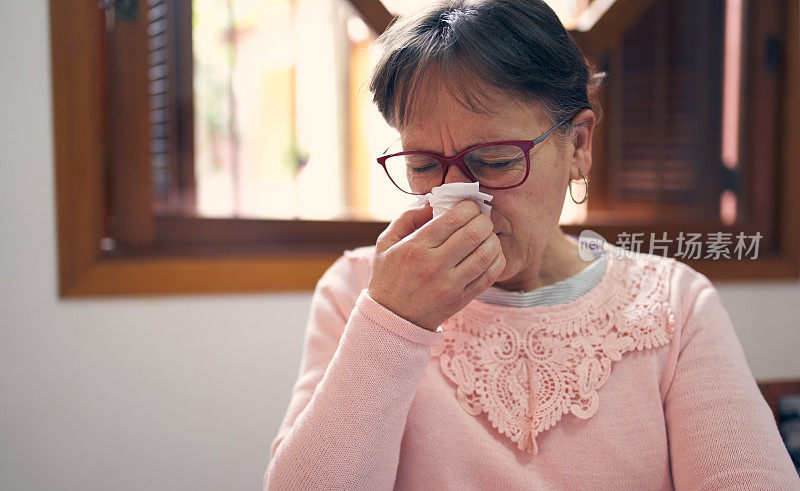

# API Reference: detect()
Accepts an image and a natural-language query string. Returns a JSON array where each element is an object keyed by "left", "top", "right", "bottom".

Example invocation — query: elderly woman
[{"left": 264, "top": 1, "right": 799, "bottom": 489}]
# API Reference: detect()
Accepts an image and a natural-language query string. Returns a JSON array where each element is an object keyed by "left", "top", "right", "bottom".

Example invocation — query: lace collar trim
[{"left": 430, "top": 244, "right": 677, "bottom": 454}]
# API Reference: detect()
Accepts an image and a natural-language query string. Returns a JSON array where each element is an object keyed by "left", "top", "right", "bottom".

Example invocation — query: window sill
[{"left": 57, "top": 222, "right": 798, "bottom": 298}]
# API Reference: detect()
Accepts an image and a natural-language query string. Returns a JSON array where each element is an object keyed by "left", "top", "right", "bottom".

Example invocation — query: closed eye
[
  {"left": 474, "top": 159, "right": 521, "bottom": 169},
  {"left": 407, "top": 163, "right": 440, "bottom": 173},
  {"left": 478, "top": 160, "right": 512, "bottom": 167}
]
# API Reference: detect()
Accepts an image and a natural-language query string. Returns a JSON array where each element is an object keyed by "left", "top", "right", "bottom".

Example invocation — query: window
[
  {"left": 50, "top": 0, "right": 799, "bottom": 296},
  {"left": 566, "top": 0, "right": 799, "bottom": 279},
  {"left": 186, "top": 0, "right": 413, "bottom": 221}
]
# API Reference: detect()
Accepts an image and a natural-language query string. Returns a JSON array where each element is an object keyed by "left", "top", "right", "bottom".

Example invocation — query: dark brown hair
[{"left": 368, "top": 0, "right": 604, "bottom": 136}]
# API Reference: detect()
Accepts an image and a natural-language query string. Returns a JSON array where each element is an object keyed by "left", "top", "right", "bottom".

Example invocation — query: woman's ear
[{"left": 569, "top": 109, "right": 596, "bottom": 180}]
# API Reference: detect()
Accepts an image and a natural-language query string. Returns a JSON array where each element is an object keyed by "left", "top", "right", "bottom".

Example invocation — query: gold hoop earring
[{"left": 569, "top": 169, "right": 589, "bottom": 204}]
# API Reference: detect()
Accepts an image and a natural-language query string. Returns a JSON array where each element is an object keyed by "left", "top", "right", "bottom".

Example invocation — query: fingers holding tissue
[
  {"left": 368, "top": 182, "right": 502, "bottom": 331},
  {"left": 416, "top": 182, "right": 493, "bottom": 219}
]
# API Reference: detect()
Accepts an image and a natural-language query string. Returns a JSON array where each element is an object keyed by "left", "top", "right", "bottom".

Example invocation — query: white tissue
[{"left": 416, "top": 182, "right": 493, "bottom": 219}]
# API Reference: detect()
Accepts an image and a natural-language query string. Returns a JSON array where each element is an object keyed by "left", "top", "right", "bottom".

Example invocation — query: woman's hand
[{"left": 367, "top": 200, "right": 506, "bottom": 331}]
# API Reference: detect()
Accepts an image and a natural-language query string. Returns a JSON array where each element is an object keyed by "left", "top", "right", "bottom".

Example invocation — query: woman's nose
[{"left": 442, "top": 162, "right": 473, "bottom": 185}]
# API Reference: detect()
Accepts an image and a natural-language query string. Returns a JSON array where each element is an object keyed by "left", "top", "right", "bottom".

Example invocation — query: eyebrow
[{"left": 402, "top": 133, "right": 506, "bottom": 155}]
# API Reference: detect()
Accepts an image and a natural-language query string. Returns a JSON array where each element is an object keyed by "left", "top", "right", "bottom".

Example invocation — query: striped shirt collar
[{"left": 476, "top": 242, "right": 607, "bottom": 308}]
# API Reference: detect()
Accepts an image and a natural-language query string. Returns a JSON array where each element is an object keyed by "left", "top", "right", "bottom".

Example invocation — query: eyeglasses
[{"left": 376, "top": 110, "right": 587, "bottom": 195}]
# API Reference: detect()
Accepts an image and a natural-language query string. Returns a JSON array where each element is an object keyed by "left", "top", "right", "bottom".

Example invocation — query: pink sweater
[{"left": 264, "top": 243, "right": 800, "bottom": 490}]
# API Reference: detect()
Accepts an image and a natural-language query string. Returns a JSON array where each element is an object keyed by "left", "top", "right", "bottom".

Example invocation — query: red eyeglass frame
[{"left": 376, "top": 108, "right": 591, "bottom": 195}]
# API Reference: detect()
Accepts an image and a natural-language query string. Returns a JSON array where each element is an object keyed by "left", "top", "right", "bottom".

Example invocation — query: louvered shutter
[
  {"left": 148, "top": 0, "right": 170, "bottom": 202},
  {"left": 610, "top": 0, "right": 725, "bottom": 221}
]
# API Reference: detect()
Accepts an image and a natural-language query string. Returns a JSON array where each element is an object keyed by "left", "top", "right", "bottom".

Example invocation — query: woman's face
[{"left": 398, "top": 80, "right": 594, "bottom": 291}]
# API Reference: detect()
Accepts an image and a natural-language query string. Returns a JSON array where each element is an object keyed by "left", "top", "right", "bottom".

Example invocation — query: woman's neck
[{"left": 494, "top": 229, "right": 589, "bottom": 293}]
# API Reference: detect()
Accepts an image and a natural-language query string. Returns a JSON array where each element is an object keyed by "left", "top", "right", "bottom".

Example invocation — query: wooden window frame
[{"left": 50, "top": 0, "right": 798, "bottom": 297}]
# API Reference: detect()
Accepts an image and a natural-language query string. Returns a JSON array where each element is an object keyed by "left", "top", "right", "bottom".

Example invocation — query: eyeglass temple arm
[
  {"left": 532, "top": 112, "right": 597, "bottom": 145},
  {"left": 532, "top": 116, "right": 571, "bottom": 145}
]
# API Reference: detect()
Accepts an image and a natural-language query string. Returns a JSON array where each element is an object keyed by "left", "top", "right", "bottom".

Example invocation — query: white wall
[{"left": 0, "top": 1, "right": 798, "bottom": 490}]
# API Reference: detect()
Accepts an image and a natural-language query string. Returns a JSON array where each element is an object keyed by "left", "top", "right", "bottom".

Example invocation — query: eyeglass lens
[{"left": 383, "top": 144, "right": 527, "bottom": 194}]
